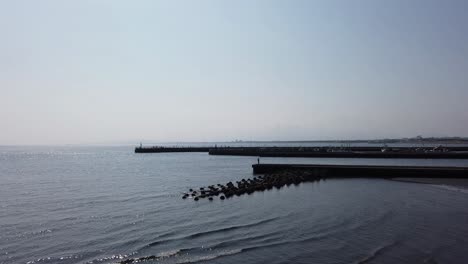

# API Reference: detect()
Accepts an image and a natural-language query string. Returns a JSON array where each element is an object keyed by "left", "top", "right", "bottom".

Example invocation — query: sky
[{"left": 1, "top": 0, "right": 468, "bottom": 145}]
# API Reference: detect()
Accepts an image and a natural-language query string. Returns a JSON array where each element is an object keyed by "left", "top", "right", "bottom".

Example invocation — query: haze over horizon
[{"left": 2, "top": 0, "right": 468, "bottom": 145}]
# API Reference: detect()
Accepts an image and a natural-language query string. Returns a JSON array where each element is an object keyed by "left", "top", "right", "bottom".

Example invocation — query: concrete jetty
[
  {"left": 181, "top": 164, "right": 468, "bottom": 202},
  {"left": 209, "top": 146, "right": 468, "bottom": 159},
  {"left": 252, "top": 164, "right": 468, "bottom": 178},
  {"left": 135, "top": 146, "right": 468, "bottom": 158},
  {"left": 211, "top": 149, "right": 468, "bottom": 159},
  {"left": 135, "top": 146, "right": 210, "bottom": 153}
]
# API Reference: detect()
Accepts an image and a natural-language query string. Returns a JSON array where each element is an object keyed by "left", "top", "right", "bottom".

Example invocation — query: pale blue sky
[{"left": 1, "top": 0, "right": 467, "bottom": 144}]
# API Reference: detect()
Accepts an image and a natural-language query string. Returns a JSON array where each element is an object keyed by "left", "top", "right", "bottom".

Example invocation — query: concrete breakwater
[
  {"left": 183, "top": 169, "right": 324, "bottom": 201},
  {"left": 252, "top": 164, "right": 468, "bottom": 178},
  {"left": 208, "top": 146, "right": 468, "bottom": 158},
  {"left": 210, "top": 149, "right": 468, "bottom": 159},
  {"left": 182, "top": 164, "right": 468, "bottom": 202},
  {"left": 135, "top": 146, "right": 468, "bottom": 158},
  {"left": 135, "top": 146, "right": 210, "bottom": 153}
]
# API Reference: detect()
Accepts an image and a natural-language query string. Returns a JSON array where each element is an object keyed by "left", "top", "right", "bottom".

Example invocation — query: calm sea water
[{"left": 1, "top": 146, "right": 468, "bottom": 264}]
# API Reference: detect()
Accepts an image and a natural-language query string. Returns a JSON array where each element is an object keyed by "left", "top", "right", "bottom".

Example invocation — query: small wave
[
  {"left": 117, "top": 249, "right": 183, "bottom": 264},
  {"left": 354, "top": 241, "right": 399, "bottom": 264},
  {"left": 157, "top": 249, "right": 183, "bottom": 257},
  {"left": 345, "top": 208, "right": 395, "bottom": 235},
  {"left": 176, "top": 249, "right": 242, "bottom": 264},
  {"left": 207, "top": 231, "right": 279, "bottom": 250},
  {"left": 87, "top": 252, "right": 137, "bottom": 263},
  {"left": 221, "top": 215, "right": 381, "bottom": 255},
  {"left": 186, "top": 217, "right": 276, "bottom": 239},
  {"left": 30, "top": 229, "right": 53, "bottom": 236},
  {"left": 142, "top": 217, "right": 278, "bottom": 249},
  {"left": 17, "top": 229, "right": 53, "bottom": 239},
  {"left": 238, "top": 230, "right": 355, "bottom": 254},
  {"left": 430, "top": 184, "right": 468, "bottom": 195},
  {"left": 118, "top": 249, "right": 242, "bottom": 264},
  {"left": 26, "top": 254, "right": 81, "bottom": 264}
]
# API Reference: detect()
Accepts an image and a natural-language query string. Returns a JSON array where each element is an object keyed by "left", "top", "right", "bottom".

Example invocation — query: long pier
[
  {"left": 135, "top": 146, "right": 209, "bottom": 153},
  {"left": 135, "top": 146, "right": 468, "bottom": 159},
  {"left": 210, "top": 149, "right": 468, "bottom": 159},
  {"left": 252, "top": 164, "right": 468, "bottom": 178},
  {"left": 175, "top": 164, "right": 468, "bottom": 203}
]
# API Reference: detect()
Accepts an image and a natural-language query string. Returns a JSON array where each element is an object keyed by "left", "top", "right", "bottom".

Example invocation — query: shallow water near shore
[{"left": 1, "top": 146, "right": 468, "bottom": 264}]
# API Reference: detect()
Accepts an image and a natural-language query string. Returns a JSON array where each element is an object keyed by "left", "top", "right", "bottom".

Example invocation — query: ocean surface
[{"left": 1, "top": 145, "right": 468, "bottom": 264}]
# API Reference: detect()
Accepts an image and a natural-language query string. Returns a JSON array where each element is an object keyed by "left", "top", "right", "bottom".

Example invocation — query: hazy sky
[{"left": 1, "top": 0, "right": 468, "bottom": 145}]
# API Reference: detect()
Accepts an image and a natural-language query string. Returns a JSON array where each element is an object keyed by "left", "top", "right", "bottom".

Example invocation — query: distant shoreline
[{"left": 229, "top": 138, "right": 468, "bottom": 144}]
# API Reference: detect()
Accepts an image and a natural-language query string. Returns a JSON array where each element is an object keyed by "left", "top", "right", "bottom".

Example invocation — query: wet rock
[{"left": 184, "top": 169, "right": 322, "bottom": 201}]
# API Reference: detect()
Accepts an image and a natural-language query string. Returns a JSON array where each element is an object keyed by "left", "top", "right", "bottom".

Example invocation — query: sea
[{"left": 1, "top": 144, "right": 468, "bottom": 264}]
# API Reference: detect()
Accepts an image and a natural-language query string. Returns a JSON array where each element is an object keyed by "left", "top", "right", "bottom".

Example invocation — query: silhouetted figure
[{"left": 257, "top": 157, "right": 260, "bottom": 164}]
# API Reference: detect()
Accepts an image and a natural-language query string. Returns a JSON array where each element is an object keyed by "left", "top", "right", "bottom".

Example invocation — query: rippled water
[{"left": 1, "top": 146, "right": 468, "bottom": 264}]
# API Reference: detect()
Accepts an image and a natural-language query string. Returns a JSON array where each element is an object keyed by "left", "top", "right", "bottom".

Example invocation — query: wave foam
[{"left": 176, "top": 249, "right": 242, "bottom": 264}]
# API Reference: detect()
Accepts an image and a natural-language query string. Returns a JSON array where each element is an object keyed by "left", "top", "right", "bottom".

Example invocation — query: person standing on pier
[{"left": 257, "top": 157, "right": 260, "bottom": 164}]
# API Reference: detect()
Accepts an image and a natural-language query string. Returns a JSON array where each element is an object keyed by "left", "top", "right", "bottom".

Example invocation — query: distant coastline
[{"left": 229, "top": 137, "right": 468, "bottom": 144}]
